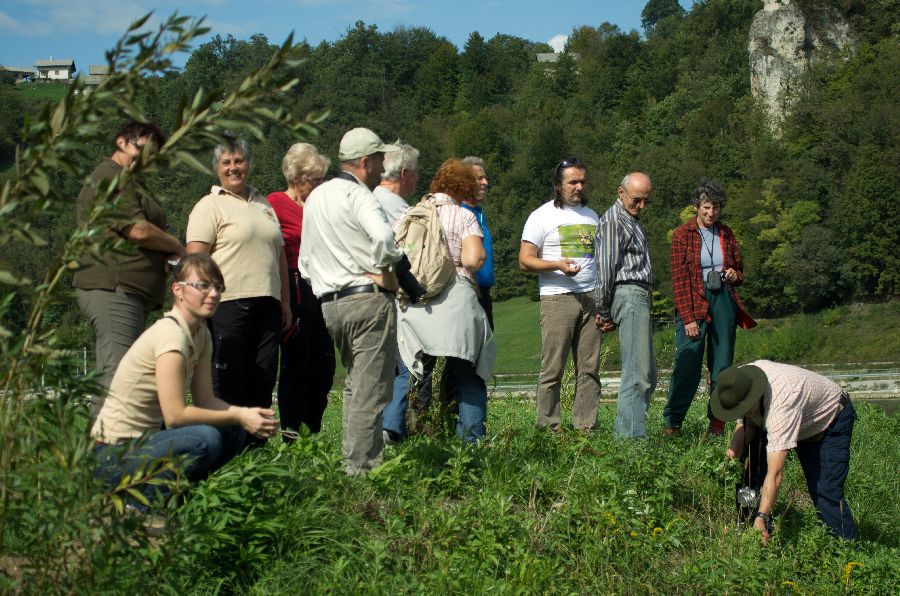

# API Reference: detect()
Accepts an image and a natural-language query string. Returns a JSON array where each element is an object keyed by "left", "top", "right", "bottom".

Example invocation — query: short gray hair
[
  {"left": 282, "top": 142, "right": 330, "bottom": 185},
  {"left": 381, "top": 140, "right": 419, "bottom": 181},
  {"left": 462, "top": 156, "right": 485, "bottom": 168},
  {"left": 690, "top": 178, "right": 726, "bottom": 207},
  {"left": 212, "top": 136, "right": 252, "bottom": 170}
]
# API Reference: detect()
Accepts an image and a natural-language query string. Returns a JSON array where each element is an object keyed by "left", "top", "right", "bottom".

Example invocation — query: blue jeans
[
  {"left": 96, "top": 424, "right": 245, "bottom": 508},
  {"left": 444, "top": 357, "right": 487, "bottom": 443},
  {"left": 611, "top": 284, "right": 657, "bottom": 438},
  {"left": 383, "top": 354, "right": 434, "bottom": 438}
]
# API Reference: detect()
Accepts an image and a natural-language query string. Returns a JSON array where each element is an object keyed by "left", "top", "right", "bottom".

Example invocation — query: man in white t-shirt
[{"left": 519, "top": 158, "right": 601, "bottom": 431}]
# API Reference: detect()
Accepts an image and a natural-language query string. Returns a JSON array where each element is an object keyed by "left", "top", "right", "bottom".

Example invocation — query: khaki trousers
[
  {"left": 322, "top": 291, "right": 397, "bottom": 475},
  {"left": 76, "top": 287, "right": 150, "bottom": 420},
  {"left": 536, "top": 292, "right": 602, "bottom": 430}
]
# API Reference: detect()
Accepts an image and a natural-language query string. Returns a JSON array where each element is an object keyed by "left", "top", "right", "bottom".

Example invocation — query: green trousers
[{"left": 663, "top": 287, "right": 736, "bottom": 428}]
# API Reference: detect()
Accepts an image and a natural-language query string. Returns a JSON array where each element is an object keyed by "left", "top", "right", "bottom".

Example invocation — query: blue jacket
[{"left": 460, "top": 203, "right": 494, "bottom": 288}]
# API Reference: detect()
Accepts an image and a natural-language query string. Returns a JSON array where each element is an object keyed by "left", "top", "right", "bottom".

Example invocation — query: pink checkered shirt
[
  {"left": 747, "top": 360, "right": 846, "bottom": 452},
  {"left": 428, "top": 193, "right": 483, "bottom": 284}
]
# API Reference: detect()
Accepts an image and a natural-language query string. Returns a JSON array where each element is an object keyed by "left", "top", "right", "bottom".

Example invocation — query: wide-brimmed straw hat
[{"left": 710, "top": 365, "right": 768, "bottom": 421}]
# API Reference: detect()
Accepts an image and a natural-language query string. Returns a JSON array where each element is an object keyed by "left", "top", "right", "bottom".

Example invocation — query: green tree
[
  {"left": 641, "top": 0, "right": 685, "bottom": 32},
  {"left": 836, "top": 145, "right": 899, "bottom": 297},
  {"left": 785, "top": 225, "right": 853, "bottom": 310}
]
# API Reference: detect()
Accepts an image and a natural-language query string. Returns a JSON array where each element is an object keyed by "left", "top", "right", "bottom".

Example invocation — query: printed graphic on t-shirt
[{"left": 558, "top": 224, "right": 597, "bottom": 258}]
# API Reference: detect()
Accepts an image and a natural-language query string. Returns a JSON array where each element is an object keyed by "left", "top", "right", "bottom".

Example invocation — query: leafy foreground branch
[{"left": 0, "top": 11, "right": 322, "bottom": 584}]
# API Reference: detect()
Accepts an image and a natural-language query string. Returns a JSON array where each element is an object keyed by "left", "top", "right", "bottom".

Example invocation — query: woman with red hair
[{"left": 394, "top": 159, "right": 495, "bottom": 442}]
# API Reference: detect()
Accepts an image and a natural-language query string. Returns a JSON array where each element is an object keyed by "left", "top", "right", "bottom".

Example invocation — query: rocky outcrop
[{"left": 748, "top": 0, "right": 854, "bottom": 126}]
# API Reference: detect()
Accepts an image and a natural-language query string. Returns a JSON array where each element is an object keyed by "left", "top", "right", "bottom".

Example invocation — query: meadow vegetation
[{"left": 3, "top": 395, "right": 898, "bottom": 592}]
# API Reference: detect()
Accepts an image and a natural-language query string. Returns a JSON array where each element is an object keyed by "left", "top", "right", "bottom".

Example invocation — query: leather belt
[
  {"left": 319, "top": 284, "right": 393, "bottom": 303},
  {"left": 615, "top": 280, "right": 652, "bottom": 291}
]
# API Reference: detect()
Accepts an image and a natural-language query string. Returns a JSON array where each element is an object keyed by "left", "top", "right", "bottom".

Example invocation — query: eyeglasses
[
  {"left": 623, "top": 189, "right": 652, "bottom": 205},
  {"left": 129, "top": 139, "right": 146, "bottom": 151},
  {"left": 304, "top": 176, "right": 325, "bottom": 186},
  {"left": 178, "top": 280, "right": 226, "bottom": 294}
]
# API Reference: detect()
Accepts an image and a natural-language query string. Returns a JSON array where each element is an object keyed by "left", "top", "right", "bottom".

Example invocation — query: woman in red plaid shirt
[{"left": 663, "top": 180, "right": 756, "bottom": 436}]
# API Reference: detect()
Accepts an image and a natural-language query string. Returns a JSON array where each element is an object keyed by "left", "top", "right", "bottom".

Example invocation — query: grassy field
[
  {"left": 490, "top": 299, "right": 900, "bottom": 374},
  {"left": 338, "top": 298, "right": 900, "bottom": 378},
  {"left": 333, "top": 299, "right": 900, "bottom": 379},
  {"left": 6, "top": 396, "right": 897, "bottom": 592},
  {"left": 9, "top": 82, "right": 68, "bottom": 102}
]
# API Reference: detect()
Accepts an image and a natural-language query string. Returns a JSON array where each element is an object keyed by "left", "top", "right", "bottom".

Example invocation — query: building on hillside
[
  {"left": 536, "top": 52, "right": 579, "bottom": 77},
  {"left": 34, "top": 58, "right": 76, "bottom": 81},
  {"left": 0, "top": 65, "right": 34, "bottom": 83},
  {"left": 72, "top": 65, "right": 112, "bottom": 93}
]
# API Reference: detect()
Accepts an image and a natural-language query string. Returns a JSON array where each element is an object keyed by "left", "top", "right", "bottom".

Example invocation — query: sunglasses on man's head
[{"left": 555, "top": 157, "right": 585, "bottom": 178}]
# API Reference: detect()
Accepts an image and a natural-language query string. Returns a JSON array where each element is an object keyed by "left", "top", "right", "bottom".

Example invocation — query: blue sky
[{"left": 1, "top": 1, "right": 694, "bottom": 72}]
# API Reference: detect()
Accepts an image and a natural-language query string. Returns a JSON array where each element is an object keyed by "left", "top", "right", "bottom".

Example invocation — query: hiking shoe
[{"left": 708, "top": 418, "right": 725, "bottom": 436}]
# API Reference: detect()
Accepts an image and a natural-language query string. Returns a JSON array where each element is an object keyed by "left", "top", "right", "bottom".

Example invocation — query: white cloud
[
  {"left": 548, "top": 34, "right": 567, "bottom": 52},
  {"left": 7, "top": 1, "right": 154, "bottom": 36},
  {"left": 0, "top": 11, "right": 23, "bottom": 30}
]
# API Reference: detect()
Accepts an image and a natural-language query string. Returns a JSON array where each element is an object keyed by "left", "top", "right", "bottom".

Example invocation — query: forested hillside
[{"left": 1, "top": 0, "right": 896, "bottom": 346}]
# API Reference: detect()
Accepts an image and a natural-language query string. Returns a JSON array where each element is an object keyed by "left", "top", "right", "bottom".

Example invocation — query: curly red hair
[{"left": 429, "top": 158, "right": 477, "bottom": 202}]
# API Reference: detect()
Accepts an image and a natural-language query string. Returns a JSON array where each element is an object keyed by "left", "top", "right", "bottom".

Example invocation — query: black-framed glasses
[
  {"left": 623, "top": 189, "right": 652, "bottom": 205},
  {"left": 178, "top": 280, "right": 226, "bottom": 294},
  {"left": 129, "top": 139, "right": 146, "bottom": 151}
]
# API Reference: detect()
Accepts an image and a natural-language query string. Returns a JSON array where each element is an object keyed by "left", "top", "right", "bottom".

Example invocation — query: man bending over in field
[{"left": 713, "top": 361, "right": 857, "bottom": 542}]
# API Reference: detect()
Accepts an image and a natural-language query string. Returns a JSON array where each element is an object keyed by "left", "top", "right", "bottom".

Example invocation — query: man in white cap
[
  {"left": 300, "top": 127, "right": 401, "bottom": 475},
  {"left": 712, "top": 360, "right": 857, "bottom": 542}
]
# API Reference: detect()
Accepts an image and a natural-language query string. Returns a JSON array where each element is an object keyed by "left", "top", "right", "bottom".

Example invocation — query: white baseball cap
[{"left": 338, "top": 127, "right": 400, "bottom": 161}]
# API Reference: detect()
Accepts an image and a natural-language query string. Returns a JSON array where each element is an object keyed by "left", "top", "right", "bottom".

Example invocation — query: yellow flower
[
  {"left": 604, "top": 512, "right": 617, "bottom": 525},
  {"left": 652, "top": 527, "right": 663, "bottom": 536},
  {"left": 843, "top": 562, "right": 863, "bottom": 584},
  {"left": 630, "top": 531, "right": 638, "bottom": 538}
]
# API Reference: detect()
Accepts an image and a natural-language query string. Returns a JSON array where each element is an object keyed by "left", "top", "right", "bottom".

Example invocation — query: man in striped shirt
[
  {"left": 713, "top": 361, "right": 857, "bottom": 542},
  {"left": 595, "top": 172, "right": 656, "bottom": 438}
]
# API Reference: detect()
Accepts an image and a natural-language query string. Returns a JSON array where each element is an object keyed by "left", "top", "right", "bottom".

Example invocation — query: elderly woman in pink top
[{"left": 395, "top": 158, "right": 496, "bottom": 442}]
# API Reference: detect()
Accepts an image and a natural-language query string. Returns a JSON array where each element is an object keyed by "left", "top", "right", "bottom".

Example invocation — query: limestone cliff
[{"left": 748, "top": 0, "right": 854, "bottom": 126}]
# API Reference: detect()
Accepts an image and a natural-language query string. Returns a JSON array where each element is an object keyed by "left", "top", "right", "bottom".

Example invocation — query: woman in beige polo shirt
[
  {"left": 92, "top": 254, "right": 278, "bottom": 511},
  {"left": 186, "top": 138, "right": 291, "bottom": 428}
]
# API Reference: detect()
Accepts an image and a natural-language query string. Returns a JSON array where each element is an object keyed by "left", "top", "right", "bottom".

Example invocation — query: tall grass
[{"left": 6, "top": 394, "right": 896, "bottom": 592}]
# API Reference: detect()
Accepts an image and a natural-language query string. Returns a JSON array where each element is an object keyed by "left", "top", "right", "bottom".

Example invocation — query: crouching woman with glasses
[{"left": 92, "top": 254, "right": 279, "bottom": 511}]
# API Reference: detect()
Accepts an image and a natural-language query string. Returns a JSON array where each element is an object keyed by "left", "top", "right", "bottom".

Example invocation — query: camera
[
  {"left": 705, "top": 269, "right": 724, "bottom": 291},
  {"left": 736, "top": 486, "right": 758, "bottom": 508},
  {"left": 736, "top": 485, "right": 759, "bottom": 525}
]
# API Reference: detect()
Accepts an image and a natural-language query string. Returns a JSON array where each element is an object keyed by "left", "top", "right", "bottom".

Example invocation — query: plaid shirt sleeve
[
  {"left": 721, "top": 223, "right": 745, "bottom": 286},
  {"left": 670, "top": 223, "right": 703, "bottom": 323}
]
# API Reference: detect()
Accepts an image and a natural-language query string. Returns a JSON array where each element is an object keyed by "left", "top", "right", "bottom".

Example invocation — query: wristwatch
[{"left": 754, "top": 511, "right": 774, "bottom": 533}]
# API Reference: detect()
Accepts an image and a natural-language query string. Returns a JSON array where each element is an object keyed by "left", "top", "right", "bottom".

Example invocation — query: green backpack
[{"left": 394, "top": 194, "right": 456, "bottom": 302}]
